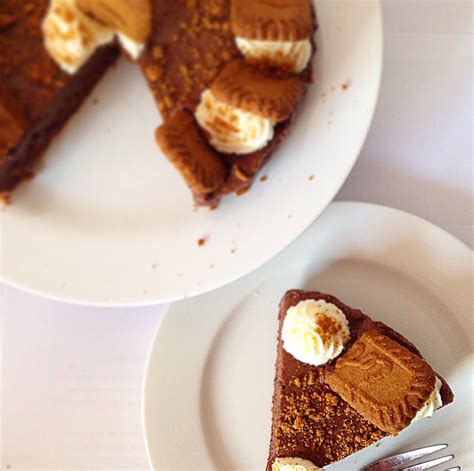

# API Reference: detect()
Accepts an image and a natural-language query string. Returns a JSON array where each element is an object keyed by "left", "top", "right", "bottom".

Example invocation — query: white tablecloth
[{"left": 1, "top": 1, "right": 472, "bottom": 469}]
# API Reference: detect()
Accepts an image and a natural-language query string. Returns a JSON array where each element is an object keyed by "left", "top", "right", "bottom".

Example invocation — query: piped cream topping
[
  {"left": 42, "top": 0, "right": 145, "bottom": 74},
  {"left": 282, "top": 299, "right": 350, "bottom": 366},
  {"left": 412, "top": 377, "right": 443, "bottom": 422},
  {"left": 272, "top": 457, "right": 322, "bottom": 471},
  {"left": 195, "top": 89, "right": 274, "bottom": 155},
  {"left": 236, "top": 37, "right": 312, "bottom": 74},
  {"left": 42, "top": 0, "right": 114, "bottom": 74},
  {"left": 117, "top": 32, "right": 144, "bottom": 60}
]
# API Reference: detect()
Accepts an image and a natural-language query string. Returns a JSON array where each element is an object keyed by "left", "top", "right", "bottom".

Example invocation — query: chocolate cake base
[
  {"left": 0, "top": 0, "right": 119, "bottom": 193},
  {"left": 0, "top": 45, "right": 118, "bottom": 191},
  {"left": 267, "top": 290, "right": 454, "bottom": 469}
]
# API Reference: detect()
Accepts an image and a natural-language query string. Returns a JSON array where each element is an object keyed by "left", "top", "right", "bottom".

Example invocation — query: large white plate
[
  {"left": 0, "top": 1, "right": 382, "bottom": 305},
  {"left": 143, "top": 202, "right": 473, "bottom": 470}
]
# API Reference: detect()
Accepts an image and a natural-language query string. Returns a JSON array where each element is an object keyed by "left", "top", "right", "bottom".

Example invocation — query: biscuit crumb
[
  {"left": 308, "top": 174, "right": 315, "bottom": 181},
  {"left": 230, "top": 247, "right": 236, "bottom": 254},
  {"left": 236, "top": 186, "right": 249, "bottom": 196},
  {"left": 0, "top": 192, "right": 11, "bottom": 209},
  {"left": 197, "top": 237, "right": 207, "bottom": 247},
  {"left": 259, "top": 175, "right": 268, "bottom": 182},
  {"left": 341, "top": 80, "right": 351, "bottom": 90}
]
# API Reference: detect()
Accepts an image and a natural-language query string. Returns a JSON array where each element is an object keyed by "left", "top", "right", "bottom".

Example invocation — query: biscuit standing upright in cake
[
  {"left": 231, "top": 0, "right": 314, "bottom": 73},
  {"left": 155, "top": 110, "right": 227, "bottom": 195},
  {"left": 210, "top": 60, "right": 306, "bottom": 122}
]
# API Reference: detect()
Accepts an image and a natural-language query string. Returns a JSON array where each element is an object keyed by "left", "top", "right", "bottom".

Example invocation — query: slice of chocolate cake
[{"left": 268, "top": 290, "right": 454, "bottom": 470}]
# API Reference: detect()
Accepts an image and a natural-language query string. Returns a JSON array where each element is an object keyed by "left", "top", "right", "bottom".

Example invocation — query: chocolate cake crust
[{"left": 267, "top": 290, "right": 454, "bottom": 469}]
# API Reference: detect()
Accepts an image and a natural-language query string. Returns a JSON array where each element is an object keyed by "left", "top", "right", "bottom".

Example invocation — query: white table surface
[{"left": 1, "top": 1, "right": 472, "bottom": 469}]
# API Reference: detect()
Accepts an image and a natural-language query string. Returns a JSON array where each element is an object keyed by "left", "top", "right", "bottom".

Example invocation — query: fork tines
[{"left": 363, "top": 443, "right": 458, "bottom": 471}]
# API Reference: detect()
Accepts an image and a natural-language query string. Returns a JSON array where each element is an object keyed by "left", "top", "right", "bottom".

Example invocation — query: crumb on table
[
  {"left": 259, "top": 175, "right": 268, "bottom": 182},
  {"left": 197, "top": 237, "right": 207, "bottom": 247}
]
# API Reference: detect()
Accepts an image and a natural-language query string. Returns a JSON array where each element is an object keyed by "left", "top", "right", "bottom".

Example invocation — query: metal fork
[{"left": 362, "top": 444, "right": 459, "bottom": 470}]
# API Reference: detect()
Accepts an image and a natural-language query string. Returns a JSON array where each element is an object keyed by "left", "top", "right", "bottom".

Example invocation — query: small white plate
[
  {"left": 0, "top": 0, "right": 382, "bottom": 305},
  {"left": 143, "top": 202, "right": 473, "bottom": 471}
]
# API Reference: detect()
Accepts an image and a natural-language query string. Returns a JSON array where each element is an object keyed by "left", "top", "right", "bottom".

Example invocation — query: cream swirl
[
  {"left": 282, "top": 299, "right": 350, "bottom": 366},
  {"left": 235, "top": 37, "right": 312, "bottom": 74},
  {"left": 412, "top": 377, "right": 443, "bottom": 422},
  {"left": 43, "top": 0, "right": 145, "bottom": 74},
  {"left": 117, "top": 32, "right": 144, "bottom": 60},
  {"left": 42, "top": 0, "right": 115, "bottom": 74},
  {"left": 272, "top": 457, "right": 322, "bottom": 471},
  {"left": 195, "top": 90, "right": 274, "bottom": 154}
]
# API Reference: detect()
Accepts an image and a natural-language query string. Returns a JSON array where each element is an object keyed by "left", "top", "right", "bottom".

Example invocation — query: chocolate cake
[
  {"left": 268, "top": 290, "right": 454, "bottom": 470},
  {"left": 140, "top": 0, "right": 315, "bottom": 205},
  {"left": 0, "top": 0, "right": 316, "bottom": 207},
  {"left": 0, "top": 0, "right": 118, "bottom": 192}
]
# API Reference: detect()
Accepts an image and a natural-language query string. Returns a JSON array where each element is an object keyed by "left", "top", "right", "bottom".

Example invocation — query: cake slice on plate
[{"left": 267, "top": 290, "right": 454, "bottom": 470}]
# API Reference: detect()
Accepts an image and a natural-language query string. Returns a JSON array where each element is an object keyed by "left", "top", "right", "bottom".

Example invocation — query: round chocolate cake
[{"left": 0, "top": 0, "right": 317, "bottom": 207}]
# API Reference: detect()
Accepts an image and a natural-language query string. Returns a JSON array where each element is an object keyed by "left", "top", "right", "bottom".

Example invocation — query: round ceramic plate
[
  {"left": 143, "top": 202, "right": 473, "bottom": 470},
  {"left": 0, "top": 1, "right": 383, "bottom": 305}
]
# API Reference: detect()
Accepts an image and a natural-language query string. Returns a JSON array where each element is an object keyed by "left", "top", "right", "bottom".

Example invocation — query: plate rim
[{"left": 142, "top": 200, "right": 473, "bottom": 470}]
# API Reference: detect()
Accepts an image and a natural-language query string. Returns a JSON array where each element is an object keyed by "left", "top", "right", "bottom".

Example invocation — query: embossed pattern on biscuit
[
  {"left": 210, "top": 60, "right": 305, "bottom": 122},
  {"left": 231, "top": 0, "right": 313, "bottom": 41},
  {"left": 155, "top": 110, "right": 227, "bottom": 194},
  {"left": 325, "top": 331, "right": 436, "bottom": 435}
]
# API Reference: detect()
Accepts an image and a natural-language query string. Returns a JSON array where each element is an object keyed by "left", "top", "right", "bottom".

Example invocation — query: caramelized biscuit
[
  {"left": 77, "top": 0, "right": 152, "bottom": 43},
  {"left": 155, "top": 110, "right": 227, "bottom": 194},
  {"left": 210, "top": 60, "right": 305, "bottom": 122},
  {"left": 231, "top": 0, "right": 312, "bottom": 41},
  {"left": 325, "top": 331, "right": 436, "bottom": 435}
]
